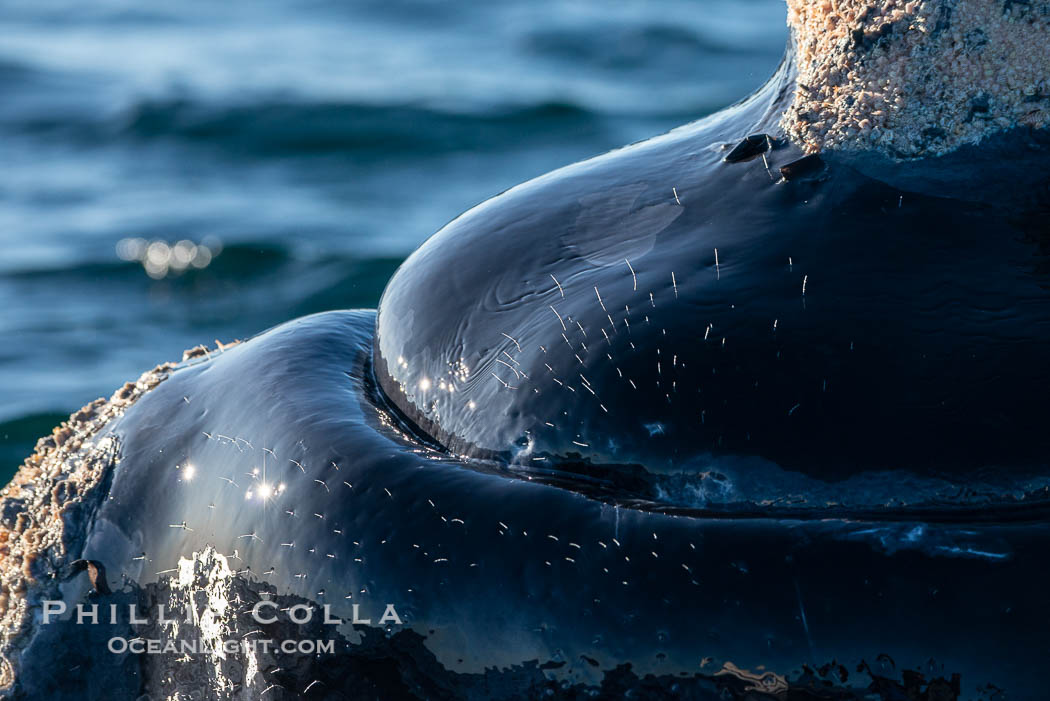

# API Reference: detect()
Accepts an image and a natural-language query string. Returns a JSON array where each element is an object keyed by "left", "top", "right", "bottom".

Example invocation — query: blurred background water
[{"left": 0, "top": 0, "right": 786, "bottom": 481}]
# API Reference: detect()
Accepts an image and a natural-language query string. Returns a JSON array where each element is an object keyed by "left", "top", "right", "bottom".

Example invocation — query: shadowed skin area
[
  {"left": 38, "top": 312, "right": 1050, "bottom": 699},
  {"left": 9, "top": 23, "right": 1050, "bottom": 701}
]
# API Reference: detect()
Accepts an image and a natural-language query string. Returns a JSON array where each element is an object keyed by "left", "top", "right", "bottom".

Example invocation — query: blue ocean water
[{"left": 0, "top": 0, "right": 786, "bottom": 480}]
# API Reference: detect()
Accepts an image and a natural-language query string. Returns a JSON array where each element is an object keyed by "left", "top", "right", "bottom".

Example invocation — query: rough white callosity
[{"left": 783, "top": 0, "right": 1050, "bottom": 157}]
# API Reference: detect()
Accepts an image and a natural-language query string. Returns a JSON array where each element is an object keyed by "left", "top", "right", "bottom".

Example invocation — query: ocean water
[{"left": 0, "top": 0, "right": 786, "bottom": 481}]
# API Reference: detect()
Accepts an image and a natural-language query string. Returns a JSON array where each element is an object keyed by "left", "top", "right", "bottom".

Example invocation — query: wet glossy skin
[
  {"left": 31, "top": 54, "right": 1050, "bottom": 697},
  {"left": 72, "top": 311, "right": 1050, "bottom": 696},
  {"left": 375, "top": 60, "right": 1050, "bottom": 499}
]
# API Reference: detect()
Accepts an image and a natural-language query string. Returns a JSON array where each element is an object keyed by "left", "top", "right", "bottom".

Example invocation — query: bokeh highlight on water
[{"left": 0, "top": 0, "right": 786, "bottom": 481}]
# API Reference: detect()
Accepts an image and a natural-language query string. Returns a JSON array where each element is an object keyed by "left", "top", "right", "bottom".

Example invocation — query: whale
[{"left": 3, "top": 1, "right": 1050, "bottom": 698}]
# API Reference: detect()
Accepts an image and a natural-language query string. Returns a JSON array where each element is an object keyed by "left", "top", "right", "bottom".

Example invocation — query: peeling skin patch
[
  {"left": 0, "top": 351, "right": 190, "bottom": 690},
  {"left": 783, "top": 0, "right": 1050, "bottom": 158}
]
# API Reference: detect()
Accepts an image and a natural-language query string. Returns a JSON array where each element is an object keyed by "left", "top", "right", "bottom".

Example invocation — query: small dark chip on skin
[
  {"left": 724, "top": 134, "right": 773, "bottom": 163},
  {"left": 68, "top": 559, "right": 112, "bottom": 595},
  {"left": 779, "top": 153, "right": 825, "bottom": 181}
]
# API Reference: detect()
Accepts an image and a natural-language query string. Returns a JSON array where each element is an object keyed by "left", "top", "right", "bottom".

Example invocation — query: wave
[
  {"left": 120, "top": 99, "right": 605, "bottom": 154},
  {"left": 523, "top": 22, "right": 763, "bottom": 67},
  {"left": 1, "top": 94, "right": 715, "bottom": 158},
  {"left": 2, "top": 241, "right": 401, "bottom": 311},
  {"left": 8, "top": 99, "right": 580, "bottom": 151},
  {"left": 0, "top": 58, "right": 41, "bottom": 84}
]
